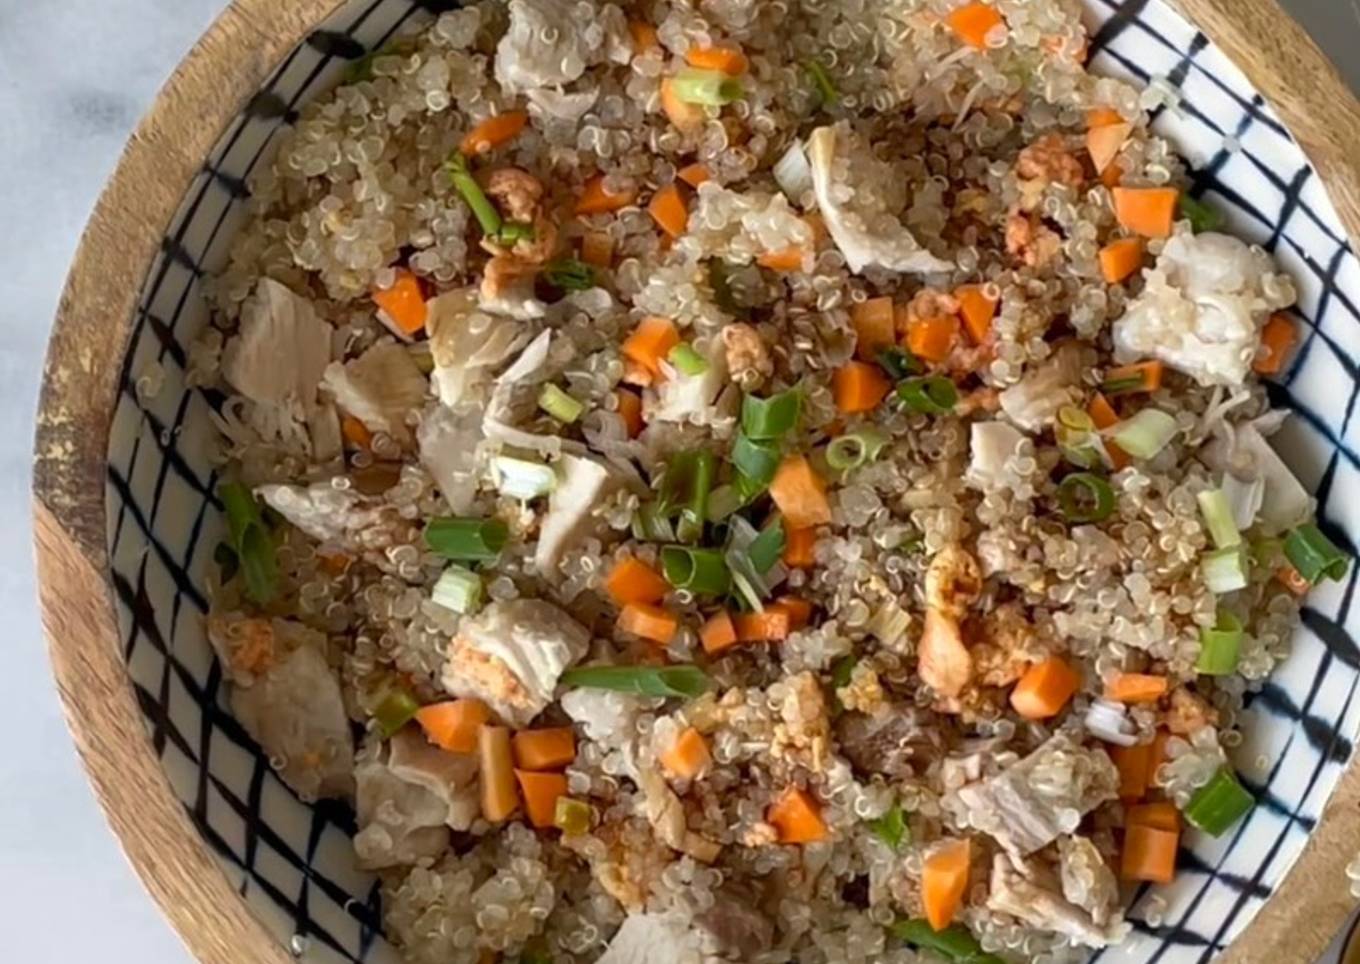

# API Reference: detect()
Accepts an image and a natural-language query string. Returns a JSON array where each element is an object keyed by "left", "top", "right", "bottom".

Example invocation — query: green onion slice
[
  {"left": 891, "top": 919, "right": 1004, "bottom": 964},
  {"left": 1284, "top": 523, "right": 1350, "bottom": 586},
  {"left": 445, "top": 153, "right": 503, "bottom": 236},
  {"left": 805, "top": 58, "right": 839, "bottom": 106},
  {"left": 432, "top": 564, "right": 483, "bottom": 615},
  {"left": 1197, "top": 609, "right": 1243, "bottom": 675},
  {"left": 543, "top": 257, "right": 594, "bottom": 291},
  {"left": 661, "top": 545, "right": 731, "bottom": 595},
  {"left": 632, "top": 503, "right": 675, "bottom": 543},
  {"left": 425, "top": 517, "right": 510, "bottom": 561},
  {"left": 1184, "top": 766, "right": 1254, "bottom": 836},
  {"left": 494, "top": 221, "right": 536, "bottom": 245},
  {"left": 559, "top": 664, "right": 714, "bottom": 699},
  {"left": 827, "top": 426, "right": 889, "bottom": 471},
  {"left": 1057, "top": 472, "right": 1116, "bottom": 523},
  {"left": 493, "top": 456, "right": 558, "bottom": 500},
  {"left": 1179, "top": 194, "right": 1225, "bottom": 234},
  {"left": 1197, "top": 488, "right": 1242, "bottom": 550},
  {"left": 1201, "top": 545, "right": 1249, "bottom": 594},
  {"left": 747, "top": 519, "right": 787, "bottom": 574},
  {"left": 877, "top": 346, "right": 924, "bottom": 380},
  {"left": 731, "top": 433, "right": 782, "bottom": 489},
  {"left": 219, "top": 482, "right": 279, "bottom": 604},
  {"left": 868, "top": 803, "right": 909, "bottom": 851},
  {"left": 538, "top": 384, "right": 584, "bottom": 423},
  {"left": 741, "top": 390, "right": 802, "bottom": 440},
  {"left": 896, "top": 376, "right": 958, "bottom": 415},
  {"left": 671, "top": 67, "right": 745, "bottom": 105},
  {"left": 1109, "top": 408, "right": 1178, "bottom": 459},
  {"left": 669, "top": 343, "right": 710, "bottom": 377},
  {"left": 374, "top": 688, "right": 420, "bottom": 739},
  {"left": 830, "top": 654, "right": 858, "bottom": 689},
  {"left": 553, "top": 797, "right": 593, "bottom": 835},
  {"left": 705, "top": 484, "right": 747, "bottom": 523},
  {"left": 673, "top": 451, "right": 715, "bottom": 544},
  {"left": 707, "top": 259, "right": 748, "bottom": 318}
]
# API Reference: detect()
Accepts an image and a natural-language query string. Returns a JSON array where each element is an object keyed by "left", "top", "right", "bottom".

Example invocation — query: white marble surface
[{"left": 1, "top": 0, "right": 1358, "bottom": 961}]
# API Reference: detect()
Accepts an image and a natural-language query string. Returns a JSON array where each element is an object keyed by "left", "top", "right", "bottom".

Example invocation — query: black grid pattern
[{"left": 102, "top": 0, "right": 1360, "bottom": 961}]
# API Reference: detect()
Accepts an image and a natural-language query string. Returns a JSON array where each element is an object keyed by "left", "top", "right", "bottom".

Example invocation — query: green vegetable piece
[
  {"left": 1197, "top": 488, "right": 1242, "bottom": 550},
  {"left": 538, "top": 383, "right": 585, "bottom": 423},
  {"left": 671, "top": 67, "right": 745, "bottom": 105},
  {"left": 669, "top": 343, "right": 710, "bottom": 376},
  {"left": 559, "top": 664, "right": 714, "bottom": 699},
  {"left": 1184, "top": 766, "right": 1254, "bottom": 836},
  {"left": 632, "top": 503, "right": 676, "bottom": 543},
  {"left": 895, "top": 376, "right": 958, "bottom": 415},
  {"left": 732, "top": 433, "right": 782, "bottom": 490},
  {"left": 827, "top": 427, "right": 889, "bottom": 471},
  {"left": 742, "top": 390, "right": 802, "bottom": 440},
  {"left": 892, "top": 919, "right": 1004, "bottom": 963},
  {"left": 805, "top": 58, "right": 839, "bottom": 106},
  {"left": 747, "top": 519, "right": 787, "bottom": 574},
  {"left": 661, "top": 546, "right": 731, "bottom": 595},
  {"left": 1179, "top": 194, "right": 1224, "bottom": 233},
  {"left": 876, "top": 346, "right": 924, "bottom": 380},
  {"left": 446, "top": 153, "right": 504, "bottom": 236},
  {"left": 830, "top": 654, "right": 858, "bottom": 689},
  {"left": 868, "top": 803, "right": 910, "bottom": 851},
  {"left": 1284, "top": 523, "right": 1350, "bottom": 586},
  {"left": 1109, "top": 408, "right": 1177, "bottom": 459},
  {"left": 424, "top": 517, "right": 510, "bottom": 562},
  {"left": 1197, "top": 609, "right": 1243, "bottom": 675},
  {"left": 553, "top": 797, "right": 594, "bottom": 836},
  {"left": 432, "top": 564, "right": 483, "bottom": 615},
  {"left": 1201, "top": 545, "right": 1249, "bottom": 594},
  {"left": 219, "top": 482, "right": 279, "bottom": 604},
  {"left": 1057, "top": 472, "right": 1116, "bottom": 524},
  {"left": 495, "top": 221, "right": 536, "bottom": 245},
  {"left": 544, "top": 257, "right": 595, "bottom": 291},
  {"left": 374, "top": 688, "right": 421, "bottom": 739}
]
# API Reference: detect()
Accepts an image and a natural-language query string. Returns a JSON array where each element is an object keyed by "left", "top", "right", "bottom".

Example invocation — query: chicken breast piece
[
  {"left": 256, "top": 481, "right": 416, "bottom": 554},
  {"left": 417, "top": 402, "right": 486, "bottom": 515},
  {"left": 954, "top": 734, "right": 1119, "bottom": 856},
  {"left": 598, "top": 914, "right": 700, "bottom": 964},
  {"left": 986, "top": 848, "right": 1129, "bottom": 949},
  {"left": 636, "top": 767, "right": 722, "bottom": 863},
  {"left": 647, "top": 336, "right": 730, "bottom": 424},
  {"left": 966, "top": 420, "right": 1026, "bottom": 491},
  {"left": 222, "top": 278, "right": 332, "bottom": 414},
  {"left": 535, "top": 453, "right": 620, "bottom": 577},
  {"left": 427, "top": 288, "right": 528, "bottom": 409},
  {"left": 354, "top": 760, "right": 451, "bottom": 870},
  {"left": 805, "top": 123, "right": 952, "bottom": 276},
  {"left": 441, "top": 599, "right": 590, "bottom": 727},
  {"left": 321, "top": 342, "right": 428, "bottom": 445},
  {"left": 998, "top": 342, "right": 1088, "bottom": 432}
]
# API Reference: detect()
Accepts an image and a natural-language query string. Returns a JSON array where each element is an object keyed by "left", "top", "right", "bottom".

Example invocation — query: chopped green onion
[
  {"left": 1201, "top": 545, "right": 1249, "bottom": 593},
  {"left": 1109, "top": 408, "right": 1177, "bottom": 459},
  {"left": 805, "top": 58, "right": 838, "bottom": 106},
  {"left": 1055, "top": 406, "right": 1104, "bottom": 469},
  {"left": 705, "top": 484, "right": 747, "bottom": 522},
  {"left": 1284, "top": 523, "right": 1350, "bottom": 585},
  {"left": 827, "top": 427, "right": 890, "bottom": 471},
  {"left": 219, "top": 482, "right": 279, "bottom": 604},
  {"left": 559, "top": 664, "right": 714, "bottom": 699},
  {"left": 538, "top": 384, "right": 584, "bottom": 423},
  {"left": 671, "top": 67, "right": 745, "bottom": 105},
  {"left": 1197, "top": 488, "right": 1242, "bottom": 550},
  {"left": 831, "top": 654, "right": 858, "bottom": 688},
  {"left": 707, "top": 259, "right": 748, "bottom": 318},
  {"left": 494, "top": 221, "right": 536, "bottom": 245},
  {"left": 1100, "top": 373, "right": 1146, "bottom": 396},
  {"left": 432, "top": 564, "right": 483, "bottom": 615},
  {"left": 896, "top": 376, "right": 958, "bottom": 415},
  {"left": 669, "top": 343, "right": 710, "bottom": 376},
  {"left": 553, "top": 796, "right": 594, "bottom": 835},
  {"left": 1184, "top": 766, "right": 1254, "bottom": 836},
  {"left": 632, "top": 503, "right": 676, "bottom": 543},
  {"left": 425, "top": 517, "right": 510, "bottom": 562},
  {"left": 877, "top": 346, "right": 924, "bottom": 380},
  {"left": 892, "top": 919, "right": 1004, "bottom": 964},
  {"left": 493, "top": 456, "right": 558, "bottom": 500},
  {"left": 868, "top": 803, "right": 909, "bottom": 851},
  {"left": 446, "top": 153, "right": 503, "bottom": 236},
  {"left": 374, "top": 688, "right": 420, "bottom": 738},
  {"left": 1056, "top": 472, "right": 1115, "bottom": 523},
  {"left": 742, "top": 391, "right": 802, "bottom": 440},
  {"left": 1180, "top": 194, "right": 1225, "bottom": 234},
  {"left": 1197, "top": 609, "right": 1243, "bottom": 675},
  {"left": 748, "top": 519, "right": 787, "bottom": 574},
  {"left": 543, "top": 257, "right": 594, "bottom": 291},
  {"left": 673, "top": 451, "right": 716, "bottom": 544},
  {"left": 729, "top": 567, "right": 765, "bottom": 612},
  {"left": 661, "top": 545, "right": 731, "bottom": 595},
  {"left": 731, "top": 433, "right": 782, "bottom": 489}
]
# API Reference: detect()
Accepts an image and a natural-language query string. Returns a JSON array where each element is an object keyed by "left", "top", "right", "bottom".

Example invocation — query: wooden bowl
[{"left": 32, "top": 1, "right": 1360, "bottom": 961}]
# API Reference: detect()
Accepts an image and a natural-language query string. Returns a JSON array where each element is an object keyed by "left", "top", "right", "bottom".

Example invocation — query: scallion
[
  {"left": 1201, "top": 545, "right": 1249, "bottom": 593},
  {"left": 493, "top": 456, "right": 558, "bottom": 500},
  {"left": 877, "top": 346, "right": 924, "bottom": 380},
  {"left": 559, "top": 664, "right": 714, "bottom": 699},
  {"left": 632, "top": 503, "right": 675, "bottom": 543},
  {"left": 1055, "top": 406, "right": 1105, "bottom": 470},
  {"left": 538, "top": 384, "right": 584, "bottom": 423},
  {"left": 1180, "top": 194, "right": 1225, "bottom": 234},
  {"left": 670, "top": 67, "right": 745, "bottom": 105},
  {"left": 553, "top": 796, "right": 594, "bottom": 835},
  {"left": 705, "top": 484, "right": 746, "bottom": 523},
  {"left": 1197, "top": 609, "right": 1243, "bottom": 675},
  {"left": 1056, "top": 472, "right": 1116, "bottom": 523},
  {"left": 827, "top": 427, "right": 889, "bottom": 472},
  {"left": 806, "top": 58, "right": 838, "bottom": 106},
  {"left": 219, "top": 482, "right": 279, "bottom": 604},
  {"left": 445, "top": 153, "right": 503, "bottom": 236},
  {"left": 748, "top": 519, "right": 787, "bottom": 574},
  {"left": 868, "top": 802, "right": 909, "bottom": 851},
  {"left": 425, "top": 517, "right": 510, "bottom": 562},
  {"left": 669, "top": 343, "right": 710, "bottom": 377},
  {"left": 1284, "top": 523, "right": 1350, "bottom": 586},
  {"left": 661, "top": 545, "right": 731, "bottom": 595},
  {"left": 731, "top": 433, "right": 782, "bottom": 489},
  {"left": 672, "top": 451, "right": 716, "bottom": 544},
  {"left": 742, "top": 391, "right": 802, "bottom": 440},
  {"left": 707, "top": 259, "right": 747, "bottom": 318},
  {"left": 896, "top": 376, "right": 958, "bottom": 415},
  {"left": 1184, "top": 766, "right": 1254, "bottom": 836},
  {"left": 494, "top": 221, "right": 536, "bottom": 245},
  {"left": 1197, "top": 488, "right": 1242, "bottom": 550},
  {"left": 374, "top": 688, "right": 420, "bottom": 738},
  {"left": 432, "top": 564, "right": 483, "bottom": 615},
  {"left": 892, "top": 919, "right": 1004, "bottom": 964},
  {"left": 1109, "top": 408, "right": 1178, "bottom": 459},
  {"left": 543, "top": 257, "right": 594, "bottom": 291},
  {"left": 831, "top": 654, "right": 858, "bottom": 689}
]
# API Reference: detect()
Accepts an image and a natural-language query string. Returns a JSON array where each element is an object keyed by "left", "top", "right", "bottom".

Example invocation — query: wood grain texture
[{"left": 30, "top": 0, "right": 1360, "bottom": 961}]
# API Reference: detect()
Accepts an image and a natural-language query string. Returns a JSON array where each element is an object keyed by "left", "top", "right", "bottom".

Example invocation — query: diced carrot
[
  {"left": 622, "top": 359, "right": 654, "bottom": 387},
  {"left": 622, "top": 316, "right": 681, "bottom": 378},
  {"left": 734, "top": 609, "right": 793, "bottom": 642},
  {"left": 833, "top": 361, "right": 892, "bottom": 415},
  {"left": 685, "top": 44, "right": 749, "bottom": 76},
  {"left": 460, "top": 110, "right": 529, "bottom": 156},
  {"left": 1103, "top": 360, "right": 1163, "bottom": 394},
  {"left": 1087, "top": 122, "right": 1132, "bottom": 175},
  {"left": 852, "top": 296, "right": 897, "bottom": 361},
  {"left": 757, "top": 246, "right": 810, "bottom": 272},
  {"left": 783, "top": 526, "right": 817, "bottom": 569},
  {"left": 648, "top": 183, "right": 690, "bottom": 238},
  {"left": 769, "top": 456, "right": 833, "bottom": 529},
  {"left": 906, "top": 314, "right": 960, "bottom": 364},
  {"left": 1149, "top": 729, "right": 1172, "bottom": 788},
  {"left": 1099, "top": 237, "right": 1145, "bottom": 284},
  {"left": 618, "top": 602, "right": 679, "bottom": 645},
  {"left": 1113, "top": 186, "right": 1180, "bottom": 239},
  {"left": 955, "top": 285, "right": 998, "bottom": 344},
  {"left": 513, "top": 728, "right": 576, "bottom": 771},
  {"left": 767, "top": 786, "right": 828, "bottom": 843},
  {"left": 771, "top": 596, "right": 813, "bottom": 631},
  {"left": 946, "top": 2, "right": 1006, "bottom": 49},
  {"left": 1089, "top": 392, "right": 1130, "bottom": 470},
  {"left": 616, "top": 388, "right": 644, "bottom": 437},
  {"left": 922, "top": 838, "right": 971, "bottom": 931},
  {"left": 1255, "top": 312, "right": 1297, "bottom": 376},
  {"left": 317, "top": 552, "right": 352, "bottom": 577},
  {"left": 1009, "top": 657, "right": 1079, "bottom": 720},
  {"left": 660, "top": 726, "right": 712, "bottom": 778},
  {"left": 1278, "top": 565, "right": 1311, "bottom": 595},
  {"left": 1111, "top": 742, "right": 1153, "bottom": 800},
  {"left": 604, "top": 557, "right": 670, "bottom": 606},
  {"left": 1121, "top": 823, "right": 1179, "bottom": 884},
  {"left": 1087, "top": 106, "right": 1126, "bottom": 128},
  {"left": 677, "top": 162, "right": 712, "bottom": 187},
  {"left": 1100, "top": 161, "right": 1124, "bottom": 189},
  {"left": 416, "top": 699, "right": 490, "bottom": 754},
  {"left": 660, "top": 77, "right": 706, "bottom": 132},
  {"left": 341, "top": 415, "right": 373, "bottom": 449},
  {"left": 480, "top": 725, "right": 519, "bottom": 822},
  {"left": 700, "top": 611, "right": 740, "bottom": 654},
  {"left": 1105, "top": 672, "right": 1170, "bottom": 704},
  {"left": 1127, "top": 801, "right": 1181, "bottom": 832},
  {"left": 372, "top": 268, "right": 428, "bottom": 335},
  {"left": 515, "top": 769, "right": 569, "bottom": 829},
  {"left": 576, "top": 174, "right": 639, "bottom": 215},
  {"left": 581, "top": 231, "right": 615, "bottom": 268},
  {"left": 628, "top": 19, "right": 659, "bottom": 54}
]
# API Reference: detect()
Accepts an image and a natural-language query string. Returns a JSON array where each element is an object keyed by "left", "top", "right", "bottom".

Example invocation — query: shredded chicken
[
  {"left": 986, "top": 847, "right": 1128, "bottom": 948},
  {"left": 535, "top": 453, "right": 620, "bottom": 576},
  {"left": 636, "top": 768, "right": 722, "bottom": 863},
  {"left": 321, "top": 342, "right": 428, "bottom": 445},
  {"left": 596, "top": 913, "right": 698, "bottom": 964},
  {"left": 255, "top": 481, "right": 417, "bottom": 554},
  {"left": 427, "top": 288, "right": 528, "bottom": 408},
  {"left": 998, "top": 341, "right": 1088, "bottom": 432}
]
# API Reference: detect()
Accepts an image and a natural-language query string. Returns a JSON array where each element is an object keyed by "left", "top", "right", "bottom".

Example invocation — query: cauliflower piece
[
  {"left": 321, "top": 342, "right": 428, "bottom": 445},
  {"left": 495, "top": 0, "right": 594, "bottom": 92},
  {"left": 441, "top": 600, "right": 590, "bottom": 726},
  {"left": 222, "top": 278, "right": 332, "bottom": 415},
  {"left": 999, "top": 342, "right": 1087, "bottom": 432},
  {"left": 805, "top": 123, "right": 952, "bottom": 276},
  {"left": 647, "top": 337, "right": 729, "bottom": 424},
  {"left": 1113, "top": 230, "right": 1293, "bottom": 387},
  {"left": 255, "top": 481, "right": 416, "bottom": 553},
  {"left": 427, "top": 288, "right": 528, "bottom": 409},
  {"left": 966, "top": 420, "right": 1026, "bottom": 491},
  {"left": 536, "top": 453, "right": 620, "bottom": 576},
  {"left": 417, "top": 402, "right": 485, "bottom": 515}
]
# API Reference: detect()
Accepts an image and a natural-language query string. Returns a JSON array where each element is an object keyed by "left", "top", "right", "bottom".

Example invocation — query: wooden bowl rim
[{"left": 30, "top": 0, "right": 1360, "bottom": 961}]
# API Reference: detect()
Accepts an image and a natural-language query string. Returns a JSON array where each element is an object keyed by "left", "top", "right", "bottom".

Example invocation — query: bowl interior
[{"left": 103, "top": 0, "right": 1360, "bottom": 960}]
